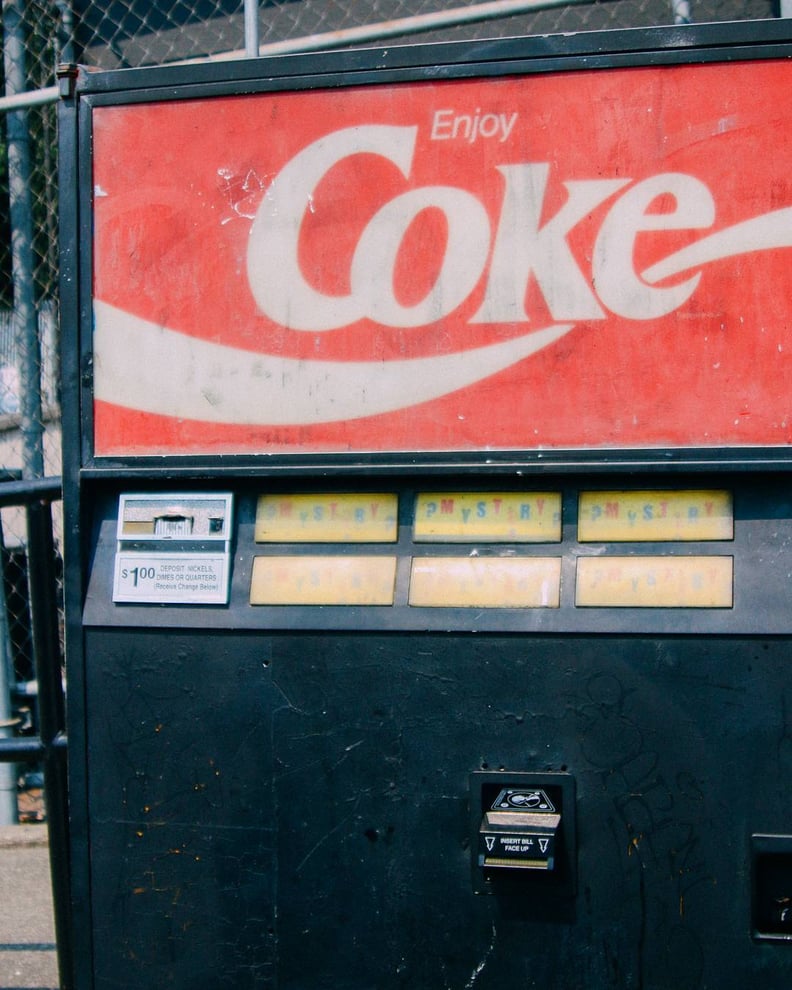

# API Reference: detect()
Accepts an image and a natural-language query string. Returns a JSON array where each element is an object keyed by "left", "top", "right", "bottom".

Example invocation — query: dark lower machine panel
[{"left": 84, "top": 627, "right": 792, "bottom": 989}]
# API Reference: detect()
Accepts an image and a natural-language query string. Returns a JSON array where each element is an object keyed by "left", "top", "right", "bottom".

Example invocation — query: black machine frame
[{"left": 60, "top": 18, "right": 792, "bottom": 990}]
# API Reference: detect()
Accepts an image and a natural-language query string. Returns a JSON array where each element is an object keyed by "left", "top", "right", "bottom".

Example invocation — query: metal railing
[{"left": 0, "top": 475, "right": 70, "bottom": 989}]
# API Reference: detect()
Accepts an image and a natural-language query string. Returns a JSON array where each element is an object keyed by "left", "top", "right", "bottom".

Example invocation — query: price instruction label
[{"left": 113, "top": 552, "right": 230, "bottom": 604}]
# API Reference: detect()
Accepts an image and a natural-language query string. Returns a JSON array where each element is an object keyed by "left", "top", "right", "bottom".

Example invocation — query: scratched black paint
[{"left": 81, "top": 627, "right": 792, "bottom": 989}]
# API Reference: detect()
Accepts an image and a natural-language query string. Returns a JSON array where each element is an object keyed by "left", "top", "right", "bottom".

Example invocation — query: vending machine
[{"left": 60, "top": 19, "right": 792, "bottom": 989}]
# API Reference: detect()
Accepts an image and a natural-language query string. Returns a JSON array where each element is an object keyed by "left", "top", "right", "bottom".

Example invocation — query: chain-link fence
[{"left": 0, "top": 0, "right": 787, "bottom": 820}]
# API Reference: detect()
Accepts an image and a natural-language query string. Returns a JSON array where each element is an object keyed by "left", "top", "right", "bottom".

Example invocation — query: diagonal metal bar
[{"left": 208, "top": 0, "right": 610, "bottom": 62}]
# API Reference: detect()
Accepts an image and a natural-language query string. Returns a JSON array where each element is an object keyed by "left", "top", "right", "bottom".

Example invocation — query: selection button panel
[
  {"left": 578, "top": 490, "right": 733, "bottom": 542},
  {"left": 575, "top": 556, "right": 733, "bottom": 608},
  {"left": 409, "top": 557, "right": 561, "bottom": 608},
  {"left": 250, "top": 555, "right": 398, "bottom": 605}
]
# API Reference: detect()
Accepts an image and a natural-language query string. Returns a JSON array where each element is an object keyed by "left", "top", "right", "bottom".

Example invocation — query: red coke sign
[{"left": 91, "top": 58, "right": 792, "bottom": 456}]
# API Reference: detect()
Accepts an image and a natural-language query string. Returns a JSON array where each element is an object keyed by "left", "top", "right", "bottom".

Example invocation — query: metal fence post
[
  {"left": 244, "top": 0, "right": 259, "bottom": 57},
  {"left": 0, "top": 564, "right": 17, "bottom": 825},
  {"left": 2, "top": 0, "right": 45, "bottom": 481}
]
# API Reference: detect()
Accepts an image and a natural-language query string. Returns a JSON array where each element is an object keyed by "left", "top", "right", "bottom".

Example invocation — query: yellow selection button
[
  {"left": 250, "top": 555, "right": 397, "bottom": 605},
  {"left": 409, "top": 557, "right": 561, "bottom": 608},
  {"left": 575, "top": 556, "right": 733, "bottom": 608},
  {"left": 255, "top": 493, "right": 398, "bottom": 543},
  {"left": 578, "top": 490, "right": 733, "bottom": 542},
  {"left": 414, "top": 492, "right": 561, "bottom": 542}
]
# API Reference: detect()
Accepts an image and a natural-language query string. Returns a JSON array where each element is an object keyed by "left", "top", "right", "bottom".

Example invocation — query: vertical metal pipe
[
  {"left": 54, "top": 0, "right": 76, "bottom": 65},
  {"left": 0, "top": 561, "right": 17, "bottom": 825},
  {"left": 244, "top": 0, "right": 260, "bottom": 57},
  {"left": 3, "top": 0, "right": 45, "bottom": 480}
]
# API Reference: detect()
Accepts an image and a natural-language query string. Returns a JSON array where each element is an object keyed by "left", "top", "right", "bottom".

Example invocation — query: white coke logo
[
  {"left": 247, "top": 124, "right": 732, "bottom": 332},
  {"left": 95, "top": 123, "right": 792, "bottom": 428}
]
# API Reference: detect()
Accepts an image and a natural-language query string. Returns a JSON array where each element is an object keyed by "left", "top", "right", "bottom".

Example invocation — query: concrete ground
[{"left": 0, "top": 824, "right": 59, "bottom": 990}]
